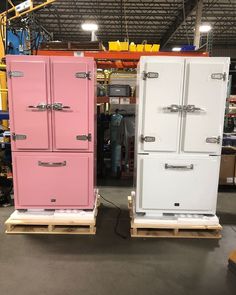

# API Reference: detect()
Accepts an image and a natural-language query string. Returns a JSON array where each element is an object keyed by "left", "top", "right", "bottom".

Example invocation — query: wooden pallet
[
  {"left": 128, "top": 196, "right": 222, "bottom": 239},
  {"left": 228, "top": 250, "right": 236, "bottom": 274},
  {"left": 5, "top": 196, "right": 100, "bottom": 235}
]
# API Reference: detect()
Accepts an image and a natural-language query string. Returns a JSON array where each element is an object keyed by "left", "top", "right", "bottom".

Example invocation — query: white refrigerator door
[
  {"left": 140, "top": 58, "right": 185, "bottom": 153},
  {"left": 136, "top": 154, "right": 220, "bottom": 214},
  {"left": 182, "top": 57, "right": 230, "bottom": 154}
]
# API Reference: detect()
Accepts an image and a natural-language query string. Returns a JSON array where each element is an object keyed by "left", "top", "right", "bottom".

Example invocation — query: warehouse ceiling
[{"left": 6, "top": 0, "right": 236, "bottom": 48}]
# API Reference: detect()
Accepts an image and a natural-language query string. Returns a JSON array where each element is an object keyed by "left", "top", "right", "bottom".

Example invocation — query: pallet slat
[
  {"left": 5, "top": 225, "right": 96, "bottom": 235},
  {"left": 130, "top": 228, "right": 221, "bottom": 239},
  {"left": 128, "top": 196, "right": 222, "bottom": 239}
]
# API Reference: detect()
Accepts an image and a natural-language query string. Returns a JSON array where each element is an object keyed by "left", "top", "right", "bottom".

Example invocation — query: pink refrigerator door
[
  {"left": 50, "top": 57, "right": 95, "bottom": 152},
  {"left": 6, "top": 55, "right": 51, "bottom": 151},
  {"left": 13, "top": 152, "right": 94, "bottom": 209}
]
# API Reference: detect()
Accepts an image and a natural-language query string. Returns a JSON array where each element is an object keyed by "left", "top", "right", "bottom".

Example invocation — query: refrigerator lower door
[
  {"left": 13, "top": 152, "right": 94, "bottom": 209},
  {"left": 136, "top": 154, "right": 220, "bottom": 215}
]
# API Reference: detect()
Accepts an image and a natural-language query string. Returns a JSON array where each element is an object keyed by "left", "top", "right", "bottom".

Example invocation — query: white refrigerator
[{"left": 135, "top": 56, "right": 230, "bottom": 216}]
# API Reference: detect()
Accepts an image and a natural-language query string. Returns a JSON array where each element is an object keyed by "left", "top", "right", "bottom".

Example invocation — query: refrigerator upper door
[
  {"left": 140, "top": 58, "right": 184, "bottom": 152},
  {"left": 136, "top": 154, "right": 220, "bottom": 214},
  {"left": 6, "top": 56, "right": 51, "bottom": 151},
  {"left": 182, "top": 58, "right": 230, "bottom": 154},
  {"left": 51, "top": 57, "right": 94, "bottom": 151},
  {"left": 13, "top": 152, "right": 94, "bottom": 209}
]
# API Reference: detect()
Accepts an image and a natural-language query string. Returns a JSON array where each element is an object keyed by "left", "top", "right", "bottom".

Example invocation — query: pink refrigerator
[{"left": 6, "top": 55, "right": 96, "bottom": 209}]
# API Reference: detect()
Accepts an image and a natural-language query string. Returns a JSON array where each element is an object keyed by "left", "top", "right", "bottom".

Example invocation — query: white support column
[
  {"left": 91, "top": 31, "right": 97, "bottom": 41},
  {"left": 193, "top": 0, "right": 204, "bottom": 49}
]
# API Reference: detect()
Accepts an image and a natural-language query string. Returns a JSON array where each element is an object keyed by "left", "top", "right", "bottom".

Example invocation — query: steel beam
[
  {"left": 193, "top": 0, "right": 204, "bottom": 49},
  {"left": 160, "top": 0, "right": 198, "bottom": 48}
]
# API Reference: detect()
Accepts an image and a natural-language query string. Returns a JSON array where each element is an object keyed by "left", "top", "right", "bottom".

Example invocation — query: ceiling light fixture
[
  {"left": 199, "top": 24, "right": 212, "bottom": 33},
  {"left": 81, "top": 23, "right": 98, "bottom": 41},
  {"left": 81, "top": 23, "right": 98, "bottom": 32},
  {"left": 172, "top": 47, "right": 181, "bottom": 52}
]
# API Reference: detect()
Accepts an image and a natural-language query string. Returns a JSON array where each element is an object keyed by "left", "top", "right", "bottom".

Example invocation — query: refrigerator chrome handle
[
  {"left": 163, "top": 104, "right": 181, "bottom": 112},
  {"left": 184, "top": 105, "right": 205, "bottom": 113},
  {"left": 38, "top": 161, "right": 67, "bottom": 167},
  {"left": 28, "top": 103, "right": 49, "bottom": 111},
  {"left": 165, "top": 164, "right": 194, "bottom": 170},
  {"left": 52, "top": 102, "right": 71, "bottom": 111}
]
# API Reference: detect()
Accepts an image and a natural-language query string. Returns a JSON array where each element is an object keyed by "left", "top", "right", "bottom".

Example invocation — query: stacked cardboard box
[{"left": 219, "top": 155, "right": 236, "bottom": 185}]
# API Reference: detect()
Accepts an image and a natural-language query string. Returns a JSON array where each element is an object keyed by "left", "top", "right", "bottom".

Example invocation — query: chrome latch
[
  {"left": 164, "top": 104, "right": 182, "bottom": 112},
  {"left": 12, "top": 133, "right": 27, "bottom": 141},
  {"left": 8, "top": 71, "right": 24, "bottom": 78},
  {"left": 211, "top": 72, "right": 227, "bottom": 81},
  {"left": 52, "top": 103, "right": 70, "bottom": 111},
  {"left": 183, "top": 105, "right": 205, "bottom": 113},
  {"left": 143, "top": 71, "right": 159, "bottom": 80},
  {"left": 76, "top": 133, "right": 92, "bottom": 141},
  {"left": 206, "top": 136, "right": 221, "bottom": 144},
  {"left": 28, "top": 103, "right": 49, "bottom": 111},
  {"left": 75, "top": 71, "right": 91, "bottom": 80},
  {"left": 141, "top": 135, "right": 156, "bottom": 142}
]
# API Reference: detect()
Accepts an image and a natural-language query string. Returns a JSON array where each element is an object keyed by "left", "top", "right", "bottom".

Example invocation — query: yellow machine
[{"left": 0, "top": 0, "right": 55, "bottom": 129}]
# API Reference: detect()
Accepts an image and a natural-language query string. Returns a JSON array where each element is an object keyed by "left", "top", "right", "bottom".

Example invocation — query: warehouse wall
[{"left": 213, "top": 46, "right": 236, "bottom": 58}]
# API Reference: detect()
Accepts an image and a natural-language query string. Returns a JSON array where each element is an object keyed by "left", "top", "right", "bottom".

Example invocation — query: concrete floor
[{"left": 0, "top": 187, "right": 236, "bottom": 295}]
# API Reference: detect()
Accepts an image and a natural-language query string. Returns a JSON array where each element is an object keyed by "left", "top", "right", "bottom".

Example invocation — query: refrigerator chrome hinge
[
  {"left": 12, "top": 133, "right": 27, "bottom": 141},
  {"left": 75, "top": 71, "right": 91, "bottom": 80},
  {"left": 211, "top": 72, "right": 227, "bottom": 81},
  {"left": 136, "top": 212, "right": 146, "bottom": 216},
  {"left": 142, "top": 71, "right": 159, "bottom": 80},
  {"left": 76, "top": 133, "right": 92, "bottom": 141},
  {"left": 206, "top": 136, "right": 221, "bottom": 144},
  {"left": 141, "top": 135, "right": 156, "bottom": 142},
  {"left": 8, "top": 71, "right": 24, "bottom": 78}
]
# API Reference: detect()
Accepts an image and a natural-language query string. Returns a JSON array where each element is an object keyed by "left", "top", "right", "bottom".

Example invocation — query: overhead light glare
[
  {"left": 172, "top": 47, "right": 181, "bottom": 52},
  {"left": 81, "top": 23, "right": 98, "bottom": 31},
  {"left": 199, "top": 24, "right": 212, "bottom": 33}
]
